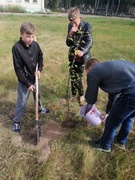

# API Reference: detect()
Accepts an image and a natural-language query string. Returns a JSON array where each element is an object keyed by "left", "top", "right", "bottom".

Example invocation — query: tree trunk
[
  {"left": 106, "top": 0, "right": 110, "bottom": 16},
  {"left": 115, "top": 0, "right": 121, "bottom": 15}
]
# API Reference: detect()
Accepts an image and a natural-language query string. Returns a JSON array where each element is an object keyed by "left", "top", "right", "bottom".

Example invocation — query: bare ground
[
  {"left": 8, "top": 104, "right": 87, "bottom": 163},
  {"left": 10, "top": 120, "right": 71, "bottom": 163}
]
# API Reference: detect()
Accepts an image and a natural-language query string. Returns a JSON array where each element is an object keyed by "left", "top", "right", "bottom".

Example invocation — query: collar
[{"left": 19, "top": 37, "right": 32, "bottom": 48}]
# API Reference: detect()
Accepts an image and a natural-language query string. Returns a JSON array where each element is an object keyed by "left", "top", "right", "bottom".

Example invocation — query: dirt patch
[
  {"left": 9, "top": 105, "right": 87, "bottom": 163},
  {"left": 37, "top": 121, "right": 70, "bottom": 162},
  {"left": 8, "top": 107, "right": 15, "bottom": 120}
]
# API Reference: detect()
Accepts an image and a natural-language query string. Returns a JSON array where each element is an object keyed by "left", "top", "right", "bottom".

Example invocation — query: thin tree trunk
[
  {"left": 97, "top": 0, "right": 100, "bottom": 9},
  {"left": 110, "top": 0, "right": 115, "bottom": 15},
  {"left": 95, "top": 0, "right": 100, "bottom": 9},
  {"left": 106, "top": 0, "right": 110, "bottom": 16},
  {"left": 95, "top": 0, "right": 97, "bottom": 9},
  {"left": 115, "top": 0, "right": 121, "bottom": 15}
]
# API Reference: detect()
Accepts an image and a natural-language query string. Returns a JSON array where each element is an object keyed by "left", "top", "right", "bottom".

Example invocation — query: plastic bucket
[{"left": 79, "top": 104, "right": 103, "bottom": 126}]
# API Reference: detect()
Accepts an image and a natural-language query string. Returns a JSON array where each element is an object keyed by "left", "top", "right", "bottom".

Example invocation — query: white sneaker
[
  {"left": 114, "top": 142, "right": 126, "bottom": 150},
  {"left": 39, "top": 108, "right": 50, "bottom": 114},
  {"left": 13, "top": 122, "right": 21, "bottom": 133},
  {"left": 79, "top": 95, "right": 85, "bottom": 106}
]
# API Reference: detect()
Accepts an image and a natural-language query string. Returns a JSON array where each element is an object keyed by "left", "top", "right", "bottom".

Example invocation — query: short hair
[
  {"left": 20, "top": 22, "right": 35, "bottom": 35},
  {"left": 68, "top": 7, "right": 80, "bottom": 21},
  {"left": 85, "top": 58, "right": 100, "bottom": 70}
]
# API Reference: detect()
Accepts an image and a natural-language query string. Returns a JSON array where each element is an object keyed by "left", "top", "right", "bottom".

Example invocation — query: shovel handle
[{"left": 35, "top": 64, "right": 39, "bottom": 121}]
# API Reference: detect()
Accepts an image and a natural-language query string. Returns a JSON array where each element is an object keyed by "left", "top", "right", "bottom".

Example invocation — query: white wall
[{"left": 0, "top": 0, "right": 45, "bottom": 12}]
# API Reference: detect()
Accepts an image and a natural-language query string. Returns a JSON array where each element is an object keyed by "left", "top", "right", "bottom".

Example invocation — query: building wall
[{"left": 0, "top": 0, "right": 44, "bottom": 12}]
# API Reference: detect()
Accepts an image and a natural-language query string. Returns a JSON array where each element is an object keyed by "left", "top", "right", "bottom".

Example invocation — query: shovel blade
[{"left": 35, "top": 121, "right": 41, "bottom": 145}]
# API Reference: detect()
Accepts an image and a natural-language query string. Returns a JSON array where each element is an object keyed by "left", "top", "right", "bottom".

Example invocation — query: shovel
[{"left": 35, "top": 65, "right": 41, "bottom": 145}]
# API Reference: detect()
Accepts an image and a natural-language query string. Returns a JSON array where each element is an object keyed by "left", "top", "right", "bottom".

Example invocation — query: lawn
[{"left": 0, "top": 13, "right": 135, "bottom": 180}]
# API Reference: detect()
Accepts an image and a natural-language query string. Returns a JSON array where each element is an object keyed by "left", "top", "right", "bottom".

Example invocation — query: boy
[
  {"left": 85, "top": 58, "right": 135, "bottom": 152},
  {"left": 12, "top": 22, "right": 50, "bottom": 133},
  {"left": 66, "top": 7, "right": 93, "bottom": 106}
]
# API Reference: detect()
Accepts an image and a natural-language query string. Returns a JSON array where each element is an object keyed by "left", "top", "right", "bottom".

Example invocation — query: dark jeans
[
  {"left": 100, "top": 93, "right": 135, "bottom": 149},
  {"left": 69, "top": 61, "right": 84, "bottom": 96}
]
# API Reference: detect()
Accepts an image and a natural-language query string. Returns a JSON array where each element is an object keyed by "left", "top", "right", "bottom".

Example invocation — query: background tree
[
  {"left": 47, "top": 0, "right": 60, "bottom": 11},
  {"left": 46, "top": 0, "right": 135, "bottom": 16}
]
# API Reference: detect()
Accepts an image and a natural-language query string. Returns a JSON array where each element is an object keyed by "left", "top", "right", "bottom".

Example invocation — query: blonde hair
[
  {"left": 20, "top": 22, "right": 35, "bottom": 35},
  {"left": 68, "top": 7, "right": 80, "bottom": 21},
  {"left": 85, "top": 58, "right": 100, "bottom": 70}
]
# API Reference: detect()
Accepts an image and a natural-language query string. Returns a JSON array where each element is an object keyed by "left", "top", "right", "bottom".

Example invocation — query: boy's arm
[
  {"left": 105, "top": 94, "right": 120, "bottom": 114},
  {"left": 105, "top": 94, "right": 115, "bottom": 114},
  {"left": 85, "top": 74, "right": 99, "bottom": 105},
  {"left": 36, "top": 43, "right": 44, "bottom": 72},
  {"left": 66, "top": 24, "right": 75, "bottom": 47},
  {"left": 12, "top": 46, "right": 32, "bottom": 88},
  {"left": 80, "top": 23, "right": 93, "bottom": 54}
]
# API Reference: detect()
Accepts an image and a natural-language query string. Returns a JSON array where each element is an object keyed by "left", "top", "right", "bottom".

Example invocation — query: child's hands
[
  {"left": 35, "top": 70, "right": 41, "bottom": 79},
  {"left": 75, "top": 50, "right": 84, "bottom": 57},
  {"left": 69, "top": 26, "right": 78, "bottom": 37},
  {"left": 101, "top": 112, "right": 108, "bottom": 121},
  {"left": 71, "top": 26, "right": 78, "bottom": 32},
  {"left": 28, "top": 85, "right": 35, "bottom": 92}
]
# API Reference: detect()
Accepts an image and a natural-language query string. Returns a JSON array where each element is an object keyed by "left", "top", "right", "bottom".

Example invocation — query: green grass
[
  {"left": 0, "top": 5, "right": 27, "bottom": 13},
  {"left": 0, "top": 14, "right": 135, "bottom": 180}
]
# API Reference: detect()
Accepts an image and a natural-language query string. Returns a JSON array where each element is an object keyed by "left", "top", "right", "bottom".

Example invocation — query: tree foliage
[{"left": 45, "top": 0, "right": 135, "bottom": 16}]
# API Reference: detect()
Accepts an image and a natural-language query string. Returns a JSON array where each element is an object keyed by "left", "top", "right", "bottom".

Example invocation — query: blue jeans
[
  {"left": 13, "top": 81, "right": 43, "bottom": 122},
  {"left": 100, "top": 93, "right": 135, "bottom": 149}
]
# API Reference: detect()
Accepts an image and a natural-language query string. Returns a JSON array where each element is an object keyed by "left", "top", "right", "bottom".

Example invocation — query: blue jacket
[{"left": 85, "top": 60, "right": 135, "bottom": 112}]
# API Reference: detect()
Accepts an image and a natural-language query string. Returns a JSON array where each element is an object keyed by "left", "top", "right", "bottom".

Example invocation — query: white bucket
[{"left": 79, "top": 104, "right": 103, "bottom": 126}]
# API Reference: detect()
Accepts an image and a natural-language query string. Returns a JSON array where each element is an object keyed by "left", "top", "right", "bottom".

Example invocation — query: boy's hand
[
  {"left": 35, "top": 70, "right": 41, "bottom": 79},
  {"left": 101, "top": 112, "right": 108, "bottom": 121},
  {"left": 71, "top": 26, "right": 78, "bottom": 32},
  {"left": 28, "top": 85, "right": 35, "bottom": 92},
  {"left": 69, "top": 26, "right": 78, "bottom": 37},
  {"left": 75, "top": 50, "right": 84, "bottom": 57}
]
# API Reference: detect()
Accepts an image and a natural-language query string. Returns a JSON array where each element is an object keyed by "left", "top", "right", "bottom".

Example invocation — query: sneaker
[
  {"left": 39, "top": 108, "right": 50, "bottom": 114},
  {"left": 94, "top": 144, "right": 111, "bottom": 153},
  {"left": 13, "top": 122, "right": 20, "bottom": 133},
  {"left": 89, "top": 140, "right": 111, "bottom": 153},
  {"left": 114, "top": 142, "right": 126, "bottom": 150},
  {"left": 79, "top": 95, "right": 85, "bottom": 106}
]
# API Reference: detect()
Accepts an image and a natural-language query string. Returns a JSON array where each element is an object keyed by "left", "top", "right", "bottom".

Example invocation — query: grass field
[{"left": 0, "top": 13, "right": 135, "bottom": 180}]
